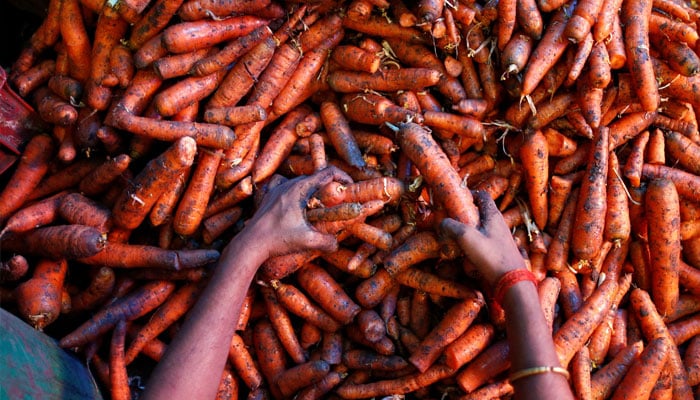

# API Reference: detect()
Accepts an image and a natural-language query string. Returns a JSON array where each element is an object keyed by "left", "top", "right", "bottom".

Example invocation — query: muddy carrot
[
  {"left": 15, "top": 258, "right": 68, "bottom": 330},
  {"left": 59, "top": 280, "right": 176, "bottom": 348}
]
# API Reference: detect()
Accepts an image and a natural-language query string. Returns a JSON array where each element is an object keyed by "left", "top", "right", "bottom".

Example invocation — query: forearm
[
  {"left": 503, "top": 281, "right": 574, "bottom": 400},
  {"left": 142, "top": 230, "right": 268, "bottom": 400}
]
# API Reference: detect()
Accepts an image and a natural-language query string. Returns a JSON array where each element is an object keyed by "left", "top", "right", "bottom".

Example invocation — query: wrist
[{"left": 492, "top": 268, "right": 538, "bottom": 308}]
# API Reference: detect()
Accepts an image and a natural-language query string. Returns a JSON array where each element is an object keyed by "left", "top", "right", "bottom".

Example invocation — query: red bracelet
[{"left": 492, "top": 269, "right": 538, "bottom": 307}]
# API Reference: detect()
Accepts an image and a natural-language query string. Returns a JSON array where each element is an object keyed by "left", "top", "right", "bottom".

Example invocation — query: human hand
[
  {"left": 440, "top": 190, "right": 527, "bottom": 288},
  {"left": 243, "top": 166, "right": 353, "bottom": 259}
]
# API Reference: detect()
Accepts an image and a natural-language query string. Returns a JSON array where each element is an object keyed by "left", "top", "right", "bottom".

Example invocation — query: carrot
[
  {"left": 330, "top": 45, "right": 381, "bottom": 74},
  {"left": 567, "top": 33, "right": 595, "bottom": 86},
  {"left": 70, "top": 266, "right": 115, "bottom": 313},
  {"left": 276, "top": 360, "right": 331, "bottom": 398},
  {"left": 604, "top": 152, "right": 630, "bottom": 244},
  {"left": 13, "top": 59, "right": 55, "bottom": 98},
  {"left": 336, "top": 363, "right": 454, "bottom": 398},
  {"left": 15, "top": 258, "right": 68, "bottom": 330},
  {"left": 33, "top": 86, "right": 77, "bottom": 126},
  {"left": 124, "top": 282, "right": 201, "bottom": 364},
  {"left": 396, "top": 267, "right": 475, "bottom": 300},
  {"left": 684, "top": 336, "right": 700, "bottom": 386},
  {"left": 178, "top": 0, "right": 273, "bottom": 20},
  {"left": 571, "top": 347, "right": 592, "bottom": 400},
  {"left": 77, "top": 241, "right": 218, "bottom": 270},
  {"left": 342, "top": 349, "right": 408, "bottom": 372},
  {"left": 271, "top": 280, "right": 341, "bottom": 333},
  {"left": 110, "top": 137, "right": 197, "bottom": 230},
  {"left": 56, "top": 192, "right": 112, "bottom": 234},
  {"left": 85, "top": 4, "right": 128, "bottom": 111},
  {"left": 259, "top": 285, "right": 307, "bottom": 365},
  {"left": 60, "top": 0, "right": 92, "bottom": 82},
  {"left": 441, "top": 323, "right": 495, "bottom": 370},
  {"left": 455, "top": 339, "right": 511, "bottom": 393},
  {"left": 270, "top": 32, "right": 343, "bottom": 118},
  {"left": 554, "top": 277, "right": 618, "bottom": 368},
  {"left": 519, "top": 129, "right": 549, "bottom": 230},
  {"left": 109, "top": 319, "right": 130, "bottom": 400},
  {"left": 1, "top": 224, "right": 105, "bottom": 260},
  {"left": 589, "top": 340, "right": 643, "bottom": 400},
  {"left": 622, "top": 0, "right": 658, "bottom": 111},
  {"left": 665, "top": 130, "right": 700, "bottom": 176},
  {"left": 629, "top": 288, "right": 694, "bottom": 399},
  {"left": 566, "top": 0, "right": 605, "bottom": 43},
  {"left": 340, "top": 92, "right": 422, "bottom": 126},
  {"left": 47, "top": 74, "right": 83, "bottom": 103},
  {"left": 422, "top": 110, "right": 486, "bottom": 140},
  {"left": 77, "top": 154, "right": 131, "bottom": 197},
  {"left": 622, "top": 130, "right": 649, "bottom": 188},
  {"left": 327, "top": 68, "right": 442, "bottom": 94},
  {"left": 520, "top": 4, "right": 573, "bottom": 97},
  {"left": 571, "top": 126, "right": 608, "bottom": 270},
  {"left": 319, "top": 101, "right": 366, "bottom": 169},
  {"left": 650, "top": 35, "right": 700, "bottom": 77},
  {"left": 307, "top": 133, "right": 327, "bottom": 172},
  {"left": 108, "top": 44, "right": 134, "bottom": 89},
  {"left": 409, "top": 295, "right": 484, "bottom": 372},
  {"left": 127, "top": 0, "right": 185, "bottom": 50},
  {"left": 201, "top": 206, "right": 243, "bottom": 245},
  {"left": 296, "top": 367, "right": 346, "bottom": 400},
  {"left": 171, "top": 149, "right": 221, "bottom": 236},
  {"left": 0, "top": 254, "right": 29, "bottom": 283},
  {"left": 396, "top": 122, "right": 478, "bottom": 226},
  {"left": 226, "top": 333, "right": 263, "bottom": 390},
  {"left": 161, "top": 16, "right": 269, "bottom": 54},
  {"left": 649, "top": 12, "right": 698, "bottom": 48},
  {"left": 0, "top": 190, "right": 66, "bottom": 237},
  {"left": 608, "top": 337, "right": 668, "bottom": 400},
  {"left": 645, "top": 178, "right": 681, "bottom": 316},
  {"left": 250, "top": 321, "right": 286, "bottom": 398},
  {"left": 668, "top": 312, "right": 700, "bottom": 345},
  {"left": 59, "top": 280, "right": 176, "bottom": 348},
  {"left": 295, "top": 262, "right": 361, "bottom": 325}
]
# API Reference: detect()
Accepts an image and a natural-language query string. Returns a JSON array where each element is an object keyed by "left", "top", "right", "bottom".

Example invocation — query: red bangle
[{"left": 492, "top": 269, "right": 538, "bottom": 307}]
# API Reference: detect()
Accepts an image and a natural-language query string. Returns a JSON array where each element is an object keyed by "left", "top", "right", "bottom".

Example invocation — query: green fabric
[{"left": 0, "top": 308, "right": 103, "bottom": 400}]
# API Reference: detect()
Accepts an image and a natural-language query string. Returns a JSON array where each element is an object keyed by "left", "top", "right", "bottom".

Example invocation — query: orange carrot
[
  {"left": 0, "top": 191, "right": 66, "bottom": 236},
  {"left": 335, "top": 363, "right": 455, "bottom": 398},
  {"left": 295, "top": 263, "right": 361, "bottom": 325},
  {"left": 554, "top": 277, "right": 618, "bottom": 368},
  {"left": 78, "top": 154, "right": 131, "bottom": 197},
  {"left": 60, "top": 0, "right": 92, "bottom": 82},
  {"left": 111, "top": 137, "right": 197, "bottom": 230},
  {"left": 610, "top": 337, "right": 670, "bottom": 400},
  {"left": 320, "top": 101, "right": 366, "bottom": 169},
  {"left": 397, "top": 122, "right": 479, "bottom": 226},
  {"left": 645, "top": 178, "right": 681, "bottom": 317},
  {"left": 409, "top": 295, "right": 484, "bottom": 372},
  {"left": 276, "top": 360, "right": 331, "bottom": 398},
  {"left": 519, "top": 129, "right": 549, "bottom": 230},
  {"left": 161, "top": 16, "right": 269, "bottom": 54},
  {"left": 15, "top": 258, "right": 68, "bottom": 330},
  {"left": 110, "top": 319, "right": 130, "bottom": 400},
  {"left": 271, "top": 280, "right": 341, "bottom": 333},
  {"left": 71, "top": 266, "right": 115, "bottom": 313},
  {"left": 590, "top": 341, "right": 644, "bottom": 400},
  {"left": 58, "top": 192, "right": 112, "bottom": 233},
  {"left": 228, "top": 333, "right": 263, "bottom": 390},
  {"left": 125, "top": 282, "right": 202, "bottom": 364},
  {"left": 456, "top": 339, "right": 511, "bottom": 393},
  {"left": 571, "top": 126, "right": 608, "bottom": 270},
  {"left": 259, "top": 285, "right": 307, "bottom": 364},
  {"left": 2, "top": 224, "right": 105, "bottom": 260},
  {"left": 178, "top": 0, "right": 274, "bottom": 20},
  {"left": 60, "top": 280, "right": 176, "bottom": 348},
  {"left": 202, "top": 206, "right": 243, "bottom": 245},
  {"left": 520, "top": 4, "right": 573, "bottom": 97},
  {"left": 252, "top": 319, "right": 286, "bottom": 399},
  {"left": 622, "top": 0, "right": 658, "bottom": 111},
  {"left": 604, "top": 152, "right": 630, "bottom": 244},
  {"left": 0, "top": 254, "right": 29, "bottom": 282},
  {"left": 172, "top": 149, "right": 222, "bottom": 236},
  {"left": 629, "top": 288, "right": 694, "bottom": 399},
  {"left": 77, "top": 241, "right": 219, "bottom": 269}
]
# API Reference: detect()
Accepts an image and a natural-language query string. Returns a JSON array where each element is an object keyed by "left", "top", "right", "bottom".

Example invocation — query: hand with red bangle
[
  {"left": 441, "top": 190, "right": 574, "bottom": 400},
  {"left": 440, "top": 190, "right": 528, "bottom": 290}
]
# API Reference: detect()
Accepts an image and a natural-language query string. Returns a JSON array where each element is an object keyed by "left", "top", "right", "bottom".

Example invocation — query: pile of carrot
[{"left": 3, "top": 0, "right": 700, "bottom": 398}]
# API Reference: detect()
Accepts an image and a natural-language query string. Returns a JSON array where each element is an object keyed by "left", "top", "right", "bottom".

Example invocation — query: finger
[
  {"left": 299, "top": 166, "right": 353, "bottom": 198},
  {"left": 472, "top": 190, "right": 510, "bottom": 235},
  {"left": 440, "top": 218, "right": 485, "bottom": 252}
]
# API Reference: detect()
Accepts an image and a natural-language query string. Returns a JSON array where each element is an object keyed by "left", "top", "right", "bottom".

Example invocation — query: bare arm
[
  {"left": 441, "top": 191, "right": 574, "bottom": 400},
  {"left": 142, "top": 167, "right": 352, "bottom": 400}
]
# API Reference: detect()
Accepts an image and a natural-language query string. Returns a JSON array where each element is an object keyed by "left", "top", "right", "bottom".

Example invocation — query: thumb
[
  {"left": 303, "top": 231, "right": 339, "bottom": 253},
  {"left": 440, "top": 218, "right": 485, "bottom": 250}
]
